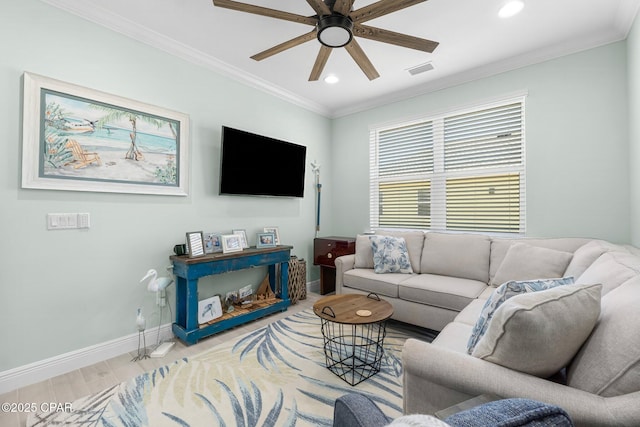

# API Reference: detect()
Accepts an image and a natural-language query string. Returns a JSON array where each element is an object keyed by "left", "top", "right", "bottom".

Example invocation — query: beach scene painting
[{"left": 22, "top": 72, "right": 189, "bottom": 195}]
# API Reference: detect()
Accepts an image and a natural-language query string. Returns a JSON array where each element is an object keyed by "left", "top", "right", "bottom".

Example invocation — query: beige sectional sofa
[{"left": 335, "top": 232, "right": 640, "bottom": 426}]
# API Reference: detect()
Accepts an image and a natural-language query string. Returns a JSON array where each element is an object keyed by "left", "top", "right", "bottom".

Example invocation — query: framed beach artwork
[{"left": 21, "top": 72, "right": 189, "bottom": 196}]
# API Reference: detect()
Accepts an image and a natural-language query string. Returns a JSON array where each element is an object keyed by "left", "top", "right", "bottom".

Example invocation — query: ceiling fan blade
[
  {"left": 251, "top": 31, "right": 317, "bottom": 61},
  {"left": 212, "top": 0, "right": 316, "bottom": 25},
  {"left": 354, "top": 24, "right": 439, "bottom": 53},
  {"left": 350, "top": 0, "right": 427, "bottom": 23},
  {"left": 333, "top": 0, "right": 355, "bottom": 16},
  {"left": 306, "top": 0, "right": 331, "bottom": 16},
  {"left": 309, "top": 46, "right": 332, "bottom": 81},
  {"left": 344, "top": 39, "right": 380, "bottom": 80}
]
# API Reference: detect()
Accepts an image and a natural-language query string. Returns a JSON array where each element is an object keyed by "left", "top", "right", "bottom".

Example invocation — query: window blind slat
[
  {"left": 445, "top": 103, "right": 523, "bottom": 172},
  {"left": 378, "top": 122, "right": 434, "bottom": 177},
  {"left": 370, "top": 97, "right": 525, "bottom": 235},
  {"left": 378, "top": 180, "right": 431, "bottom": 229}
]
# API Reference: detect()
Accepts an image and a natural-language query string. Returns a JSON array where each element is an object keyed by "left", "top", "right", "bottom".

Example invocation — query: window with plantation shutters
[{"left": 370, "top": 95, "right": 526, "bottom": 235}]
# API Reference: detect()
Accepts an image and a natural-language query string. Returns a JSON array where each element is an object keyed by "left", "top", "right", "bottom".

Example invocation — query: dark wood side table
[{"left": 313, "top": 236, "right": 356, "bottom": 295}]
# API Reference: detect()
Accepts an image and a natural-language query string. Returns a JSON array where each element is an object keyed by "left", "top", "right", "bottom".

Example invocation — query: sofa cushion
[
  {"left": 466, "top": 277, "right": 575, "bottom": 354},
  {"left": 432, "top": 321, "right": 475, "bottom": 353},
  {"left": 420, "top": 232, "right": 491, "bottom": 283},
  {"left": 564, "top": 240, "right": 626, "bottom": 279},
  {"left": 354, "top": 231, "right": 425, "bottom": 273},
  {"left": 471, "top": 283, "right": 602, "bottom": 377},
  {"left": 453, "top": 299, "right": 487, "bottom": 326},
  {"left": 489, "top": 238, "right": 589, "bottom": 284},
  {"left": 491, "top": 243, "right": 573, "bottom": 286},
  {"left": 399, "top": 274, "right": 487, "bottom": 312},
  {"left": 370, "top": 235, "right": 414, "bottom": 274},
  {"left": 567, "top": 276, "right": 640, "bottom": 397},
  {"left": 575, "top": 251, "right": 640, "bottom": 295},
  {"left": 343, "top": 269, "right": 409, "bottom": 298}
]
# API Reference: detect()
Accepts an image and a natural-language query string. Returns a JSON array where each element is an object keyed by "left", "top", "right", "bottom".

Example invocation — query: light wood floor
[{"left": 0, "top": 293, "right": 322, "bottom": 427}]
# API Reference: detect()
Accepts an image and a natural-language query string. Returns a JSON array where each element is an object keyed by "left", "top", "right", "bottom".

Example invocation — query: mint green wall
[
  {"left": 331, "top": 43, "right": 630, "bottom": 243},
  {"left": 0, "top": 1, "right": 331, "bottom": 371},
  {"left": 629, "top": 14, "right": 640, "bottom": 246},
  {"left": 1, "top": 0, "right": 636, "bottom": 375}
]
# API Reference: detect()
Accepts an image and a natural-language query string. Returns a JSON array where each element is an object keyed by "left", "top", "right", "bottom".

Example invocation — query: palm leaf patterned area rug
[{"left": 27, "top": 309, "right": 434, "bottom": 427}]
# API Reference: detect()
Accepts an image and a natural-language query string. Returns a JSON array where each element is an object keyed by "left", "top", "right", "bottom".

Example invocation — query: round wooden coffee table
[{"left": 313, "top": 293, "right": 394, "bottom": 385}]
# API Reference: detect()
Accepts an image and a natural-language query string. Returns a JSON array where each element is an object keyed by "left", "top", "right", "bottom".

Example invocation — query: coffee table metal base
[{"left": 319, "top": 318, "right": 388, "bottom": 386}]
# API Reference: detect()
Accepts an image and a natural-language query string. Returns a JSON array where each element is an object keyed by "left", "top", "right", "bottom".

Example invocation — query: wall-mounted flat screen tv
[{"left": 219, "top": 126, "right": 307, "bottom": 198}]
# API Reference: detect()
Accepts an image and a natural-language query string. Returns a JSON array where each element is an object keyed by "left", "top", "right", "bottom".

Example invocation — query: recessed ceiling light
[
  {"left": 498, "top": 0, "right": 524, "bottom": 18},
  {"left": 324, "top": 75, "right": 340, "bottom": 84}
]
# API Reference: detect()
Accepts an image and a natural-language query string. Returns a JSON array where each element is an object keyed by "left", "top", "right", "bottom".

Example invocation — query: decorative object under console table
[
  {"left": 314, "top": 236, "right": 356, "bottom": 294},
  {"left": 170, "top": 245, "right": 292, "bottom": 345}
]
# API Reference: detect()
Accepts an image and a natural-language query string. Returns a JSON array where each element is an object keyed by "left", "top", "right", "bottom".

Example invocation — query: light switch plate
[{"left": 47, "top": 213, "right": 90, "bottom": 230}]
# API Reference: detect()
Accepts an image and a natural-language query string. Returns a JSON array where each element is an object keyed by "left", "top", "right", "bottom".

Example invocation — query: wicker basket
[{"left": 288, "top": 256, "right": 307, "bottom": 304}]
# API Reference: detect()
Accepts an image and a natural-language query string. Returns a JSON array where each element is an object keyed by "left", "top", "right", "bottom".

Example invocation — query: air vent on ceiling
[{"left": 407, "top": 62, "right": 434, "bottom": 76}]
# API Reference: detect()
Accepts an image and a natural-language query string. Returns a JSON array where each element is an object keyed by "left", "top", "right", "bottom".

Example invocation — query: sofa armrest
[
  {"left": 335, "top": 254, "right": 355, "bottom": 294},
  {"left": 402, "top": 339, "right": 640, "bottom": 426}
]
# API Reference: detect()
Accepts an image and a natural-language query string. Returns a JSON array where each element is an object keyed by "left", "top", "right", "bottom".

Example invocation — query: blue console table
[{"left": 170, "top": 245, "right": 292, "bottom": 345}]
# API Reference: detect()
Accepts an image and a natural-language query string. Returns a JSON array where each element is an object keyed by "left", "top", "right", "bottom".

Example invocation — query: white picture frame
[
  {"left": 21, "top": 72, "right": 189, "bottom": 196},
  {"left": 221, "top": 234, "right": 243, "bottom": 253},
  {"left": 198, "top": 295, "right": 223, "bottom": 324},
  {"left": 263, "top": 227, "right": 280, "bottom": 245},
  {"left": 232, "top": 229, "right": 249, "bottom": 248}
]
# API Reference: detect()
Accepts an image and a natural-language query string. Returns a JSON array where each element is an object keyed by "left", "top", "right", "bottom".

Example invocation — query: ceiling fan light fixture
[
  {"left": 317, "top": 15, "right": 353, "bottom": 48},
  {"left": 498, "top": 0, "right": 524, "bottom": 18}
]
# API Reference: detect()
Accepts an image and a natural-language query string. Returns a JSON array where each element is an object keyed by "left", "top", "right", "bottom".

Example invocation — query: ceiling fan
[{"left": 211, "top": 0, "right": 439, "bottom": 81}]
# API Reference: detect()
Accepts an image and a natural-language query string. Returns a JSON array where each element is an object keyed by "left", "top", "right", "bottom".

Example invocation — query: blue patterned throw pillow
[
  {"left": 369, "top": 235, "right": 414, "bottom": 274},
  {"left": 466, "top": 276, "right": 575, "bottom": 354}
]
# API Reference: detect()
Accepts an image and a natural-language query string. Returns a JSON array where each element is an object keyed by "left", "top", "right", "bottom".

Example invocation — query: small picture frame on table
[
  {"left": 186, "top": 231, "right": 205, "bottom": 258},
  {"left": 257, "top": 232, "right": 276, "bottom": 248},
  {"left": 232, "top": 229, "right": 249, "bottom": 248},
  {"left": 263, "top": 227, "right": 280, "bottom": 245},
  {"left": 221, "top": 234, "right": 243, "bottom": 253},
  {"left": 204, "top": 233, "right": 222, "bottom": 254}
]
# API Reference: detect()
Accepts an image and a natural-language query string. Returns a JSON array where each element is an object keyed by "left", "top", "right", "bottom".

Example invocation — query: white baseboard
[
  {"left": 0, "top": 324, "right": 174, "bottom": 394},
  {"left": 307, "top": 279, "right": 320, "bottom": 294},
  {"left": 0, "top": 283, "right": 316, "bottom": 394}
]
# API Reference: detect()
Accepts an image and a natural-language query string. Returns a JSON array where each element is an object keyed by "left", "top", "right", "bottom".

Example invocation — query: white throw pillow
[
  {"left": 472, "top": 283, "right": 602, "bottom": 377},
  {"left": 354, "top": 234, "right": 375, "bottom": 268},
  {"left": 369, "top": 235, "right": 414, "bottom": 274},
  {"left": 466, "top": 277, "right": 575, "bottom": 354},
  {"left": 491, "top": 243, "right": 573, "bottom": 286},
  {"left": 387, "top": 415, "right": 451, "bottom": 427}
]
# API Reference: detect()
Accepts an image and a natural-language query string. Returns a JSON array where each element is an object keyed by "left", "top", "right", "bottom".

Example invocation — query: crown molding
[
  {"left": 613, "top": 0, "right": 640, "bottom": 37},
  {"left": 330, "top": 25, "right": 631, "bottom": 118},
  {"left": 40, "top": 0, "right": 332, "bottom": 117},
  {"left": 41, "top": 0, "right": 640, "bottom": 120}
]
